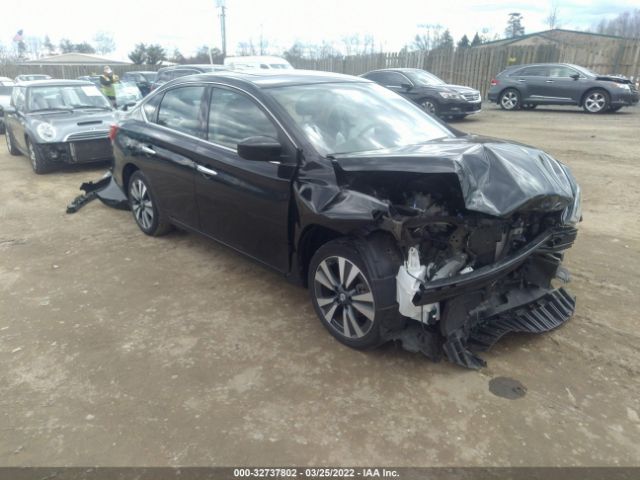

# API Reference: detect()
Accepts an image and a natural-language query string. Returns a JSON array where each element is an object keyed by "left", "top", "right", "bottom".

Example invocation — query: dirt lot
[{"left": 1, "top": 105, "right": 639, "bottom": 467}]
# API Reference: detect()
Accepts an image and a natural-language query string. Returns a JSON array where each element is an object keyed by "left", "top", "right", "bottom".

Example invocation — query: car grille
[
  {"left": 463, "top": 92, "right": 481, "bottom": 102},
  {"left": 65, "top": 130, "right": 110, "bottom": 142},
  {"left": 70, "top": 139, "right": 113, "bottom": 163}
]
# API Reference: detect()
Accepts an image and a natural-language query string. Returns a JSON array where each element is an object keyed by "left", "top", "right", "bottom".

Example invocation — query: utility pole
[{"left": 217, "top": 0, "right": 227, "bottom": 58}]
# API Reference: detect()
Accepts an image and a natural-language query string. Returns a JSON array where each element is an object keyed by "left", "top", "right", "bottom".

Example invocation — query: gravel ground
[{"left": 0, "top": 104, "right": 639, "bottom": 467}]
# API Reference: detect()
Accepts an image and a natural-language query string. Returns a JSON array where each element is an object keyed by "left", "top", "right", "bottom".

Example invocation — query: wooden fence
[
  {"left": 2, "top": 39, "right": 639, "bottom": 97},
  {"left": 291, "top": 41, "right": 640, "bottom": 97}
]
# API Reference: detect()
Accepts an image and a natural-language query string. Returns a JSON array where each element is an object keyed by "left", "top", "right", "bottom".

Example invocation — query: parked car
[
  {"left": 81, "top": 70, "right": 580, "bottom": 369},
  {"left": 15, "top": 74, "right": 52, "bottom": 82},
  {"left": 151, "top": 64, "right": 227, "bottom": 91},
  {"left": 0, "top": 85, "right": 12, "bottom": 133},
  {"left": 121, "top": 71, "right": 157, "bottom": 96},
  {"left": 0, "top": 76, "right": 15, "bottom": 86},
  {"left": 223, "top": 55, "right": 293, "bottom": 71},
  {"left": 488, "top": 63, "right": 640, "bottom": 113},
  {"left": 77, "top": 75, "right": 102, "bottom": 87},
  {"left": 3, "top": 80, "right": 116, "bottom": 173},
  {"left": 361, "top": 68, "right": 482, "bottom": 120}
]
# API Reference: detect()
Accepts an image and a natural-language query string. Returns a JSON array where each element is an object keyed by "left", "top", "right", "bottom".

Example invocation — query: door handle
[
  {"left": 196, "top": 164, "right": 218, "bottom": 176},
  {"left": 140, "top": 145, "right": 156, "bottom": 155},
  {"left": 545, "top": 80, "right": 554, "bottom": 83}
]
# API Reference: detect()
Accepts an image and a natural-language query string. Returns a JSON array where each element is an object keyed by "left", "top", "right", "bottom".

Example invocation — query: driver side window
[
  {"left": 12, "top": 87, "right": 25, "bottom": 111},
  {"left": 208, "top": 88, "right": 278, "bottom": 149}
]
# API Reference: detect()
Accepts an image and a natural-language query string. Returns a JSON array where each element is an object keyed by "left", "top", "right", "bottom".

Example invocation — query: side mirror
[
  {"left": 401, "top": 83, "right": 413, "bottom": 91},
  {"left": 120, "top": 102, "right": 137, "bottom": 111},
  {"left": 237, "top": 136, "right": 282, "bottom": 161},
  {"left": 570, "top": 74, "right": 580, "bottom": 80},
  {"left": 3, "top": 106, "right": 16, "bottom": 115}
]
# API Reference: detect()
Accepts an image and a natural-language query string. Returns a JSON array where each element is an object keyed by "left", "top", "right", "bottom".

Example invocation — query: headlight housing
[
  {"left": 438, "top": 91, "right": 462, "bottom": 100},
  {"left": 36, "top": 122, "right": 56, "bottom": 141},
  {"left": 614, "top": 83, "right": 631, "bottom": 90}
]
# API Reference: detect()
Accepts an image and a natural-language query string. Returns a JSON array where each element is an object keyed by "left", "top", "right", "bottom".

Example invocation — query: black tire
[
  {"left": 127, "top": 170, "right": 172, "bottom": 236},
  {"left": 582, "top": 89, "right": 610, "bottom": 114},
  {"left": 308, "top": 236, "right": 401, "bottom": 350},
  {"left": 27, "top": 138, "right": 52, "bottom": 174},
  {"left": 499, "top": 88, "right": 521, "bottom": 110},
  {"left": 609, "top": 106, "right": 622, "bottom": 113},
  {"left": 521, "top": 103, "right": 537, "bottom": 110},
  {"left": 419, "top": 98, "right": 439, "bottom": 117},
  {"left": 5, "top": 128, "right": 21, "bottom": 156}
]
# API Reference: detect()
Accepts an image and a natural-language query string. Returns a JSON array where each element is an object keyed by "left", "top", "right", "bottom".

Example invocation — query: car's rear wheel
[
  {"left": 5, "top": 129, "right": 21, "bottom": 156},
  {"left": 583, "top": 89, "right": 609, "bottom": 113},
  {"left": 128, "top": 170, "right": 172, "bottom": 236},
  {"left": 499, "top": 89, "right": 521, "bottom": 110},
  {"left": 419, "top": 98, "right": 439, "bottom": 117},
  {"left": 27, "top": 138, "right": 52, "bottom": 174}
]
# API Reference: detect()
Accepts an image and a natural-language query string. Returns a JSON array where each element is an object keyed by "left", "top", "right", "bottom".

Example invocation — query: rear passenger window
[
  {"left": 208, "top": 88, "right": 277, "bottom": 148},
  {"left": 515, "top": 66, "right": 548, "bottom": 77},
  {"left": 156, "top": 86, "right": 207, "bottom": 138}
]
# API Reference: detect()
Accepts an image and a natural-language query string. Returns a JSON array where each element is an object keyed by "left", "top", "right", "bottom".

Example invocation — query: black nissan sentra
[
  {"left": 4, "top": 80, "right": 116, "bottom": 173},
  {"left": 88, "top": 70, "right": 581, "bottom": 369}
]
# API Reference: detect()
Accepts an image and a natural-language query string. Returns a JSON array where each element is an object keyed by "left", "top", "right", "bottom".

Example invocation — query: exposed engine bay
[{"left": 341, "top": 172, "right": 579, "bottom": 369}]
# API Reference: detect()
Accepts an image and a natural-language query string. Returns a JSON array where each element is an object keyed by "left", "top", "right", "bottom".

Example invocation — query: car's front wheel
[
  {"left": 419, "top": 98, "right": 439, "bottom": 117},
  {"left": 309, "top": 238, "right": 399, "bottom": 350},
  {"left": 128, "top": 170, "right": 172, "bottom": 236},
  {"left": 27, "top": 138, "right": 52, "bottom": 174},
  {"left": 5, "top": 129, "right": 21, "bottom": 156},
  {"left": 499, "top": 89, "right": 521, "bottom": 110},
  {"left": 583, "top": 89, "right": 609, "bottom": 113}
]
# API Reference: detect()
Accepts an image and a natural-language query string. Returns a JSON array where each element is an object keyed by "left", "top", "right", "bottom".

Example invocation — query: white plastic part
[{"left": 396, "top": 247, "right": 439, "bottom": 324}]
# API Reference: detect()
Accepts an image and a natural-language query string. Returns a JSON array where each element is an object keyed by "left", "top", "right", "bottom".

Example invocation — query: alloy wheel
[
  {"left": 313, "top": 256, "right": 375, "bottom": 339},
  {"left": 130, "top": 179, "right": 154, "bottom": 230},
  {"left": 585, "top": 92, "right": 606, "bottom": 113},
  {"left": 421, "top": 100, "right": 437, "bottom": 115},
  {"left": 501, "top": 91, "right": 519, "bottom": 110}
]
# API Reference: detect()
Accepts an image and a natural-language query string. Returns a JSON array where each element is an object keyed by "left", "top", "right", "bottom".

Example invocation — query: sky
[{"left": 2, "top": 0, "right": 638, "bottom": 61}]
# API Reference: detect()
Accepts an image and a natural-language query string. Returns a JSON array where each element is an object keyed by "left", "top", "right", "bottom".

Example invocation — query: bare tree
[
  {"left": 93, "top": 32, "right": 116, "bottom": 55},
  {"left": 546, "top": 1, "right": 561, "bottom": 29},
  {"left": 593, "top": 9, "right": 640, "bottom": 38}
]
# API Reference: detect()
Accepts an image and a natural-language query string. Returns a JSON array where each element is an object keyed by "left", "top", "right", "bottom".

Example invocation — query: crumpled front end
[{"left": 328, "top": 138, "right": 581, "bottom": 368}]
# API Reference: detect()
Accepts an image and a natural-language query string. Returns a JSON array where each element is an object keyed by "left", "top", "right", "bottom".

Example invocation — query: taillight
[
  {"left": 490, "top": 79, "right": 499, "bottom": 86},
  {"left": 108, "top": 124, "right": 119, "bottom": 142}
]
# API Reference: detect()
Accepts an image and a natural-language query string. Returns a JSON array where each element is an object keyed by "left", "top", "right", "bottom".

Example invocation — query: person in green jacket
[{"left": 100, "top": 66, "right": 119, "bottom": 107}]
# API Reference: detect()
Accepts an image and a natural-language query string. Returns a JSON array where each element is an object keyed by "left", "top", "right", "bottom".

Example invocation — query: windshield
[
  {"left": 141, "top": 72, "right": 157, "bottom": 82},
  {"left": 571, "top": 65, "right": 597, "bottom": 77},
  {"left": 406, "top": 70, "right": 446, "bottom": 86},
  {"left": 268, "top": 82, "right": 453, "bottom": 155},
  {"left": 0, "top": 86, "right": 12, "bottom": 95},
  {"left": 27, "top": 84, "right": 111, "bottom": 111}
]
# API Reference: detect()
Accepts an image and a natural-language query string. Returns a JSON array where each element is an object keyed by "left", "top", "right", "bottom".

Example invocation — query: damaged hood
[{"left": 332, "top": 135, "right": 576, "bottom": 217}]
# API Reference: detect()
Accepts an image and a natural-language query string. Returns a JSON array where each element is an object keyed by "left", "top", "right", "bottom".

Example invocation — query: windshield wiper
[
  {"left": 29, "top": 107, "right": 73, "bottom": 113},
  {"left": 72, "top": 105, "right": 112, "bottom": 110}
]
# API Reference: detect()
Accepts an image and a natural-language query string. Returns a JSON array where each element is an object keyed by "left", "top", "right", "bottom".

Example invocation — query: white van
[{"left": 223, "top": 56, "right": 293, "bottom": 71}]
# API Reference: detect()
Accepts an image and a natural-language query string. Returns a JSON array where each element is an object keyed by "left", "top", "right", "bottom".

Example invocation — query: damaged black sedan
[{"left": 82, "top": 71, "right": 581, "bottom": 369}]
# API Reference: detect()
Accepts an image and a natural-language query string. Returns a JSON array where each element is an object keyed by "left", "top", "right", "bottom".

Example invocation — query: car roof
[
  {"left": 16, "top": 79, "right": 96, "bottom": 87},
  {"left": 124, "top": 70, "right": 156, "bottom": 74},
  {"left": 181, "top": 69, "right": 368, "bottom": 88},
  {"left": 158, "top": 64, "right": 227, "bottom": 71}
]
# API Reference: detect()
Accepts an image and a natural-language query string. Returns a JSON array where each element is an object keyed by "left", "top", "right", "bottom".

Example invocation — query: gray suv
[{"left": 487, "top": 63, "right": 639, "bottom": 113}]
